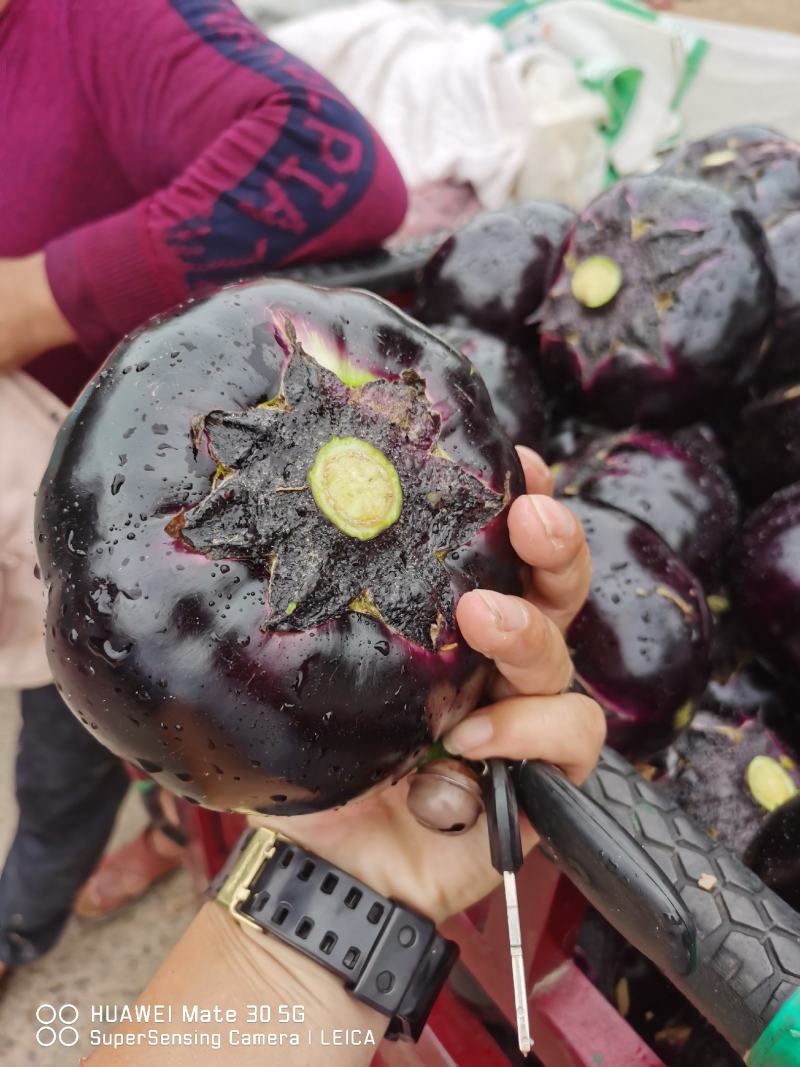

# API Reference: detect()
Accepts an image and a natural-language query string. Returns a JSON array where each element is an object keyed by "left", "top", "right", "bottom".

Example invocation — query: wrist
[
  {"left": 21, "top": 252, "right": 77, "bottom": 357},
  {"left": 208, "top": 901, "right": 387, "bottom": 1055}
]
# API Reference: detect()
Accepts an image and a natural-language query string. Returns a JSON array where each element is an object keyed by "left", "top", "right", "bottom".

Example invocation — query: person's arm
[
  {"left": 86, "top": 454, "right": 604, "bottom": 1065},
  {"left": 0, "top": 254, "right": 76, "bottom": 370},
  {"left": 42, "top": 0, "right": 406, "bottom": 358},
  {"left": 86, "top": 901, "right": 385, "bottom": 1067}
]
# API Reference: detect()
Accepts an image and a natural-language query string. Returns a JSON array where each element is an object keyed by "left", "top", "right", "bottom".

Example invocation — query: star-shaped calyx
[{"left": 166, "top": 320, "right": 507, "bottom": 650}]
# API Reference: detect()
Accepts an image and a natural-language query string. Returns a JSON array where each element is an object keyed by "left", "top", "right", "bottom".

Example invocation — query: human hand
[
  {"left": 257, "top": 447, "right": 604, "bottom": 923},
  {"left": 0, "top": 252, "right": 77, "bottom": 369}
]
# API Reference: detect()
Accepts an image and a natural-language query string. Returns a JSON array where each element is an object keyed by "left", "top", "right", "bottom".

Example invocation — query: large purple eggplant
[
  {"left": 659, "top": 126, "right": 800, "bottom": 390},
  {"left": 731, "top": 384, "right": 800, "bottom": 505},
  {"left": 732, "top": 483, "right": 800, "bottom": 688},
  {"left": 430, "top": 324, "right": 548, "bottom": 451},
  {"left": 565, "top": 499, "right": 711, "bottom": 755},
  {"left": 539, "top": 176, "right": 774, "bottom": 426},
  {"left": 744, "top": 792, "right": 800, "bottom": 911},
  {"left": 35, "top": 280, "right": 524, "bottom": 815},
  {"left": 415, "top": 201, "right": 574, "bottom": 339},
  {"left": 658, "top": 711, "right": 800, "bottom": 857},
  {"left": 556, "top": 428, "right": 739, "bottom": 586}
]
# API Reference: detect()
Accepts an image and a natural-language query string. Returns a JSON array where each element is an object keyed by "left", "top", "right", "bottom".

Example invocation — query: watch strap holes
[
  {"left": 344, "top": 887, "right": 362, "bottom": 909},
  {"left": 319, "top": 931, "right": 338, "bottom": 955},
  {"left": 271, "top": 903, "right": 290, "bottom": 926},
  {"left": 298, "top": 859, "right": 315, "bottom": 881},
  {"left": 295, "top": 917, "right": 314, "bottom": 940},
  {"left": 343, "top": 946, "right": 361, "bottom": 970},
  {"left": 367, "top": 902, "right": 384, "bottom": 924}
]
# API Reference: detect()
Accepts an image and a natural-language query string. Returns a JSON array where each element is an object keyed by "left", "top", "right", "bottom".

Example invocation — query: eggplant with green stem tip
[{"left": 35, "top": 279, "right": 524, "bottom": 815}]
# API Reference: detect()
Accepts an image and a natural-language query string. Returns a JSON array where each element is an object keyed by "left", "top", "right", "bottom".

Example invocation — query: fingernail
[
  {"left": 476, "top": 589, "right": 527, "bottom": 632},
  {"left": 444, "top": 715, "right": 494, "bottom": 755},
  {"left": 518, "top": 446, "right": 552, "bottom": 484},
  {"left": 528, "top": 495, "right": 576, "bottom": 544}
]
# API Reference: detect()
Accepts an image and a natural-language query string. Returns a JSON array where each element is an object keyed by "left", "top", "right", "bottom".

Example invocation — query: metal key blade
[
  {"left": 485, "top": 760, "right": 532, "bottom": 1055},
  {"left": 503, "top": 870, "right": 532, "bottom": 1056}
]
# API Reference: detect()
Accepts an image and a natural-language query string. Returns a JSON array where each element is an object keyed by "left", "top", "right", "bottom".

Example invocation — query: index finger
[{"left": 511, "top": 449, "right": 591, "bottom": 633}]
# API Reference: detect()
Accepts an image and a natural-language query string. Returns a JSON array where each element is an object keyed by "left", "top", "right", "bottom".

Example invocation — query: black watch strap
[{"left": 208, "top": 828, "right": 459, "bottom": 1041}]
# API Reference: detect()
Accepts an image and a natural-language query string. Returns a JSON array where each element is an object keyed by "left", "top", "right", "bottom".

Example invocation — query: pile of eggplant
[
  {"left": 34, "top": 121, "right": 800, "bottom": 1063},
  {"left": 417, "top": 125, "right": 800, "bottom": 1065}
]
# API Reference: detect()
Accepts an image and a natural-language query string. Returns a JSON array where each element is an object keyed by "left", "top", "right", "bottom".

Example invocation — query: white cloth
[
  {"left": 0, "top": 373, "right": 66, "bottom": 689},
  {"left": 270, "top": 0, "right": 608, "bottom": 208}
]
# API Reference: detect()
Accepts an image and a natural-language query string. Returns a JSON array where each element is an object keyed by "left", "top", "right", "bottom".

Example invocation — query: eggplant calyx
[
  {"left": 308, "top": 436, "right": 402, "bottom": 541},
  {"left": 165, "top": 340, "right": 505, "bottom": 651},
  {"left": 571, "top": 255, "right": 623, "bottom": 309}
]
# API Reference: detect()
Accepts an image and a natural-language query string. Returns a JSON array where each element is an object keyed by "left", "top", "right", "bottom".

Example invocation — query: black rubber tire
[{"left": 582, "top": 747, "right": 800, "bottom": 1055}]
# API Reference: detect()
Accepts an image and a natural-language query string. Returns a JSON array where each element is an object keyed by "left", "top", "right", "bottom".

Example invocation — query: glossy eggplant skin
[
  {"left": 544, "top": 416, "right": 602, "bottom": 464},
  {"left": 36, "top": 280, "right": 524, "bottom": 815},
  {"left": 565, "top": 499, "right": 711, "bottom": 756},
  {"left": 556, "top": 428, "right": 739, "bottom": 586},
  {"left": 731, "top": 384, "right": 800, "bottom": 506},
  {"left": 430, "top": 324, "right": 548, "bottom": 452},
  {"left": 539, "top": 176, "right": 774, "bottom": 427},
  {"left": 659, "top": 126, "right": 800, "bottom": 391},
  {"left": 658, "top": 711, "right": 800, "bottom": 857},
  {"left": 415, "top": 201, "right": 574, "bottom": 339},
  {"left": 732, "top": 483, "right": 800, "bottom": 688},
  {"left": 744, "top": 793, "right": 800, "bottom": 911}
]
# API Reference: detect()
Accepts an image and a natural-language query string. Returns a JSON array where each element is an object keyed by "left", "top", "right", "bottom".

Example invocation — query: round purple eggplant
[
  {"left": 659, "top": 126, "right": 800, "bottom": 390},
  {"left": 702, "top": 659, "right": 789, "bottom": 729},
  {"left": 565, "top": 499, "right": 711, "bottom": 756},
  {"left": 732, "top": 483, "right": 800, "bottom": 688},
  {"left": 556, "top": 428, "right": 739, "bottom": 586},
  {"left": 762, "top": 209, "right": 800, "bottom": 389},
  {"left": 35, "top": 279, "right": 524, "bottom": 815},
  {"left": 732, "top": 383, "right": 800, "bottom": 505},
  {"left": 430, "top": 324, "right": 548, "bottom": 451},
  {"left": 744, "top": 792, "right": 800, "bottom": 911},
  {"left": 539, "top": 176, "right": 774, "bottom": 426},
  {"left": 415, "top": 201, "right": 574, "bottom": 339},
  {"left": 545, "top": 416, "right": 602, "bottom": 464},
  {"left": 658, "top": 126, "right": 800, "bottom": 220},
  {"left": 658, "top": 711, "right": 800, "bottom": 856}
]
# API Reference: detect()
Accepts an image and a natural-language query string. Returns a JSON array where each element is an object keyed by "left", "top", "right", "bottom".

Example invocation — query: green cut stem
[
  {"left": 308, "top": 436, "right": 402, "bottom": 541},
  {"left": 746, "top": 755, "right": 798, "bottom": 812},
  {"left": 571, "top": 255, "right": 623, "bottom": 309}
]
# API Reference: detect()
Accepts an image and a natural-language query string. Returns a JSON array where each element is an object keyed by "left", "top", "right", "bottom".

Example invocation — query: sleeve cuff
[{"left": 45, "top": 202, "right": 184, "bottom": 355}]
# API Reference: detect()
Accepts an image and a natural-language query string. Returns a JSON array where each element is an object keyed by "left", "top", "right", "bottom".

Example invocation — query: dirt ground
[{"left": 672, "top": 0, "right": 800, "bottom": 34}]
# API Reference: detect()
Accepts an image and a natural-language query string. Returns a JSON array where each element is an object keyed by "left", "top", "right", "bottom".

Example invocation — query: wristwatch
[{"left": 208, "top": 827, "right": 459, "bottom": 1041}]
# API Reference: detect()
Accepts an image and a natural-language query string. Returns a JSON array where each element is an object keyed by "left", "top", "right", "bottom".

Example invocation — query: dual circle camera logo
[{"left": 35, "top": 1003, "right": 80, "bottom": 1048}]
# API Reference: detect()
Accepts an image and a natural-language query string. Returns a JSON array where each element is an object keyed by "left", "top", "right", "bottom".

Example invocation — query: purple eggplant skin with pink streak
[
  {"left": 35, "top": 279, "right": 524, "bottom": 816},
  {"left": 555, "top": 428, "right": 739, "bottom": 586},
  {"left": 430, "top": 323, "right": 549, "bottom": 452},
  {"left": 732, "top": 384, "right": 800, "bottom": 506},
  {"left": 659, "top": 125, "right": 800, "bottom": 391},
  {"left": 415, "top": 201, "right": 574, "bottom": 340},
  {"left": 539, "top": 176, "right": 775, "bottom": 427},
  {"left": 565, "top": 498, "right": 711, "bottom": 756},
  {"left": 732, "top": 483, "right": 800, "bottom": 690}
]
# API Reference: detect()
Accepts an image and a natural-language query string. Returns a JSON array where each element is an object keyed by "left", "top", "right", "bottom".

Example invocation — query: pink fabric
[{"left": 0, "top": 0, "right": 407, "bottom": 404}]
